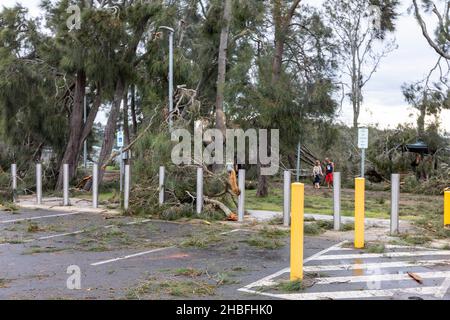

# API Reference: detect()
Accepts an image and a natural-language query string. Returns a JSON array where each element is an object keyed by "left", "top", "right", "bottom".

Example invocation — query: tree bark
[
  {"left": 130, "top": 84, "right": 138, "bottom": 137},
  {"left": 123, "top": 88, "right": 131, "bottom": 146},
  {"left": 56, "top": 70, "right": 86, "bottom": 190},
  {"left": 256, "top": 0, "right": 302, "bottom": 197},
  {"left": 85, "top": 78, "right": 125, "bottom": 191},
  {"left": 215, "top": 0, "right": 232, "bottom": 138}
]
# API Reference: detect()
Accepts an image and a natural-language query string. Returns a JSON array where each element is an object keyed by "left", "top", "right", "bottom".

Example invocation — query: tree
[
  {"left": 402, "top": 82, "right": 449, "bottom": 138},
  {"left": 215, "top": 0, "right": 233, "bottom": 139},
  {"left": 412, "top": 0, "right": 450, "bottom": 60},
  {"left": 324, "top": 0, "right": 399, "bottom": 129}
]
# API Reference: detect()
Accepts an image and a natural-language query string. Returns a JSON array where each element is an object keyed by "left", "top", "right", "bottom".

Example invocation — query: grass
[
  {"left": 0, "top": 279, "right": 11, "bottom": 288},
  {"left": 365, "top": 243, "right": 386, "bottom": 253},
  {"left": 22, "top": 246, "right": 68, "bottom": 255},
  {"left": 245, "top": 227, "right": 288, "bottom": 249},
  {"left": 174, "top": 268, "right": 204, "bottom": 277},
  {"left": 126, "top": 277, "right": 216, "bottom": 299},
  {"left": 246, "top": 185, "right": 443, "bottom": 221}
]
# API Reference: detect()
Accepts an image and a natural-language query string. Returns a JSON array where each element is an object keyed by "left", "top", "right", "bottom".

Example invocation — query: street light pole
[{"left": 159, "top": 26, "right": 174, "bottom": 132}]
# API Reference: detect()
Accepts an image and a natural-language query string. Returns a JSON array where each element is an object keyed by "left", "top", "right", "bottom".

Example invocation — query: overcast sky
[{"left": 2, "top": 0, "right": 449, "bottom": 133}]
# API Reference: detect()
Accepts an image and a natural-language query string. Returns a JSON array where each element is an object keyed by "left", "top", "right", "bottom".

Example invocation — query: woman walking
[{"left": 313, "top": 160, "right": 323, "bottom": 189}]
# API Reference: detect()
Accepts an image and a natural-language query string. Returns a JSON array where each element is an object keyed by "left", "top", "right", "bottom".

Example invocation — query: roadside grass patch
[
  {"left": 0, "top": 278, "right": 12, "bottom": 288},
  {"left": 365, "top": 243, "right": 386, "bottom": 253},
  {"left": 174, "top": 268, "right": 204, "bottom": 277},
  {"left": 0, "top": 202, "right": 19, "bottom": 212},
  {"left": 245, "top": 227, "right": 288, "bottom": 249},
  {"left": 22, "top": 246, "right": 68, "bottom": 255},
  {"left": 126, "top": 278, "right": 216, "bottom": 299},
  {"left": 180, "top": 233, "right": 221, "bottom": 249}
]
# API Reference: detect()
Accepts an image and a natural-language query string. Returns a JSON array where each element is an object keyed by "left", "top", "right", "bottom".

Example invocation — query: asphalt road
[{"left": 1, "top": 208, "right": 449, "bottom": 300}]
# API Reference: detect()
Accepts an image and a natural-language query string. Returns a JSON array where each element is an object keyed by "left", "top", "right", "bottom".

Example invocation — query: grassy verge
[{"left": 246, "top": 185, "right": 443, "bottom": 221}]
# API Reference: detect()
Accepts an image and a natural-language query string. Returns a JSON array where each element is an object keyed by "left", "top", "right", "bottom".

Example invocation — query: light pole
[{"left": 158, "top": 26, "right": 174, "bottom": 132}]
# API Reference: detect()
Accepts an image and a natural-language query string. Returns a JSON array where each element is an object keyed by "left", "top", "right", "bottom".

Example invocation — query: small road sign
[
  {"left": 358, "top": 127, "right": 369, "bottom": 149},
  {"left": 117, "top": 131, "right": 124, "bottom": 148}
]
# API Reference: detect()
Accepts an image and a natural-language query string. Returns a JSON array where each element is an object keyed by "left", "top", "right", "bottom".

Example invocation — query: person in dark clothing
[{"left": 324, "top": 158, "right": 334, "bottom": 189}]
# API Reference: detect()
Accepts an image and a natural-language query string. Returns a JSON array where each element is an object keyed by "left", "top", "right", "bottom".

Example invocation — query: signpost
[{"left": 358, "top": 127, "right": 369, "bottom": 178}]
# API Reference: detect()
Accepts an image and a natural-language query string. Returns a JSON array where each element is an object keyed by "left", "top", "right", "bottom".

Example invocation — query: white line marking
[
  {"left": 435, "top": 277, "right": 450, "bottom": 298},
  {"left": 305, "top": 259, "right": 450, "bottom": 272},
  {"left": 239, "top": 286, "right": 440, "bottom": 300},
  {"left": 315, "top": 250, "right": 450, "bottom": 261},
  {"left": 314, "top": 271, "right": 450, "bottom": 285},
  {"left": 91, "top": 246, "right": 175, "bottom": 266},
  {"left": 241, "top": 241, "right": 348, "bottom": 289},
  {"left": 0, "top": 212, "right": 83, "bottom": 224}
]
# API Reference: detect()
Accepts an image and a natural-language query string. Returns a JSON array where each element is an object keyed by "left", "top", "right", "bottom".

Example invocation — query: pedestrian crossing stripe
[{"left": 238, "top": 241, "right": 450, "bottom": 300}]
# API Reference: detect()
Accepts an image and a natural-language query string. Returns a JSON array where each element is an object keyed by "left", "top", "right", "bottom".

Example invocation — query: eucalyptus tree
[
  {"left": 324, "top": 0, "right": 400, "bottom": 130},
  {"left": 412, "top": 0, "right": 449, "bottom": 60}
]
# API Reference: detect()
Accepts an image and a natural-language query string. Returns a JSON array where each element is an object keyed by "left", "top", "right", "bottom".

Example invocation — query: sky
[{"left": 2, "top": 0, "right": 449, "bottom": 133}]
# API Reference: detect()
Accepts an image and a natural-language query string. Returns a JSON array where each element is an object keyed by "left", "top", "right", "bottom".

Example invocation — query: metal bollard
[
  {"left": 124, "top": 164, "right": 130, "bottom": 211},
  {"left": 63, "top": 164, "right": 69, "bottom": 206},
  {"left": 196, "top": 167, "right": 203, "bottom": 214},
  {"left": 238, "top": 169, "right": 246, "bottom": 222},
  {"left": 290, "top": 183, "right": 304, "bottom": 281},
  {"left": 92, "top": 164, "right": 99, "bottom": 209},
  {"left": 159, "top": 166, "right": 165, "bottom": 205},
  {"left": 36, "top": 163, "right": 42, "bottom": 205},
  {"left": 354, "top": 178, "right": 365, "bottom": 249},
  {"left": 283, "top": 170, "right": 291, "bottom": 226},
  {"left": 391, "top": 174, "right": 400, "bottom": 234},
  {"left": 11, "top": 164, "right": 17, "bottom": 202},
  {"left": 333, "top": 172, "right": 341, "bottom": 231}
]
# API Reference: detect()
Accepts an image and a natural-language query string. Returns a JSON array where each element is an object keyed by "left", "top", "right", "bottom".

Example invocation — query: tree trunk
[
  {"left": 123, "top": 88, "right": 131, "bottom": 146},
  {"left": 213, "top": 0, "right": 232, "bottom": 172},
  {"left": 215, "top": 0, "right": 232, "bottom": 138},
  {"left": 130, "top": 84, "right": 138, "bottom": 137},
  {"left": 84, "top": 78, "right": 125, "bottom": 191},
  {"left": 77, "top": 87, "right": 102, "bottom": 158},
  {"left": 56, "top": 70, "right": 86, "bottom": 190}
]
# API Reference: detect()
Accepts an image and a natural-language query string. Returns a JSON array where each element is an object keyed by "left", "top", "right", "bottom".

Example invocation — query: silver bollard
[
  {"left": 333, "top": 172, "right": 341, "bottom": 231},
  {"left": 92, "top": 164, "right": 99, "bottom": 209},
  {"left": 36, "top": 163, "right": 42, "bottom": 205},
  {"left": 11, "top": 164, "right": 17, "bottom": 202},
  {"left": 391, "top": 174, "right": 400, "bottom": 235},
  {"left": 124, "top": 164, "right": 130, "bottom": 211},
  {"left": 196, "top": 167, "right": 203, "bottom": 214},
  {"left": 283, "top": 170, "right": 291, "bottom": 226},
  {"left": 63, "top": 164, "right": 69, "bottom": 206},
  {"left": 238, "top": 169, "right": 246, "bottom": 222},
  {"left": 159, "top": 166, "right": 165, "bottom": 205}
]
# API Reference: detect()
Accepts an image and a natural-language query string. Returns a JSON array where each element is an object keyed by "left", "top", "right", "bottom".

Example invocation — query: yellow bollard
[
  {"left": 445, "top": 190, "right": 450, "bottom": 227},
  {"left": 354, "top": 178, "right": 365, "bottom": 249},
  {"left": 290, "top": 183, "right": 304, "bottom": 281}
]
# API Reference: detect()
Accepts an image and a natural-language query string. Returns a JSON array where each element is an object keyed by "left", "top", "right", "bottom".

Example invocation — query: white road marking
[
  {"left": 91, "top": 246, "right": 175, "bottom": 266},
  {"left": 0, "top": 211, "right": 83, "bottom": 224},
  {"left": 239, "top": 241, "right": 450, "bottom": 300},
  {"left": 239, "top": 286, "right": 440, "bottom": 300},
  {"left": 304, "top": 259, "right": 450, "bottom": 272},
  {"left": 315, "top": 250, "right": 450, "bottom": 261},
  {"left": 241, "top": 241, "right": 348, "bottom": 289},
  {"left": 313, "top": 271, "right": 450, "bottom": 285},
  {"left": 435, "top": 277, "right": 450, "bottom": 298}
]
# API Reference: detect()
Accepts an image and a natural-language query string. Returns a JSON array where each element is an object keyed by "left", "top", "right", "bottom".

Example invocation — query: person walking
[
  {"left": 313, "top": 160, "right": 323, "bottom": 189},
  {"left": 324, "top": 158, "right": 334, "bottom": 189}
]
